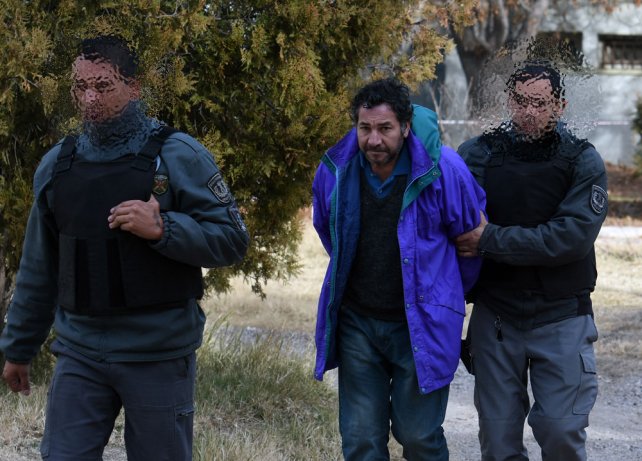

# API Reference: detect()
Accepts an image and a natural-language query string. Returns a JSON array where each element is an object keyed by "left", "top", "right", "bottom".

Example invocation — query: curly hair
[{"left": 350, "top": 78, "right": 413, "bottom": 126}]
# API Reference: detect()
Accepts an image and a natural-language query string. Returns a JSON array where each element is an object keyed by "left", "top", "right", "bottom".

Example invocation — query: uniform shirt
[
  {"left": 0, "top": 102, "right": 249, "bottom": 363},
  {"left": 458, "top": 126, "right": 607, "bottom": 329}
]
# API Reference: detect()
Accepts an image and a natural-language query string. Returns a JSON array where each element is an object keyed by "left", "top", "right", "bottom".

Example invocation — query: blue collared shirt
[{"left": 359, "top": 145, "right": 410, "bottom": 197}]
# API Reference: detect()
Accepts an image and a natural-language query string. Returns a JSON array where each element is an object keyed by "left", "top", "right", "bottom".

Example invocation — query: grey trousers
[
  {"left": 41, "top": 340, "right": 196, "bottom": 461},
  {"left": 469, "top": 303, "right": 598, "bottom": 461}
]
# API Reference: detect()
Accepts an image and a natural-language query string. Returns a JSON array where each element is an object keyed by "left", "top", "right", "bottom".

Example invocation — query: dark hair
[
  {"left": 507, "top": 61, "right": 565, "bottom": 100},
  {"left": 79, "top": 35, "right": 138, "bottom": 78},
  {"left": 350, "top": 78, "right": 413, "bottom": 126}
]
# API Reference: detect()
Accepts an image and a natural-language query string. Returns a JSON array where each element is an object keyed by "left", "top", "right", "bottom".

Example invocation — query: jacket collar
[{"left": 324, "top": 128, "right": 439, "bottom": 180}]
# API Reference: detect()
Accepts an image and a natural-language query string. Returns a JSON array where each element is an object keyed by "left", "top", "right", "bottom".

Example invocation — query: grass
[
  {"left": 206, "top": 215, "right": 328, "bottom": 332},
  {"left": 0, "top": 217, "right": 640, "bottom": 460},
  {"left": 193, "top": 328, "right": 341, "bottom": 461}
]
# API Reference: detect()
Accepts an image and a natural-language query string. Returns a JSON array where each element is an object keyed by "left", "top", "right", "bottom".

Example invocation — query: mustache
[{"left": 365, "top": 147, "right": 390, "bottom": 153}]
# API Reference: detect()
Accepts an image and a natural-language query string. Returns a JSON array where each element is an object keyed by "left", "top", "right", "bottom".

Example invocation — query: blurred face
[
  {"left": 509, "top": 77, "right": 565, "bottom": 139},
  {"left": 356, "top": 103, "right": 409, "bottom": 177},
  {"left": 71, "top": 56, "right": 139, "bottom": 123}
]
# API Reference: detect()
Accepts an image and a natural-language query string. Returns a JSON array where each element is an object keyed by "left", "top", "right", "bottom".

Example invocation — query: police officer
[
  {"left": 455, "top": 62, "right": 607, "bottom": 461},
  {"left": 0, "top": 35, "right": 248, "bottom": 460}
]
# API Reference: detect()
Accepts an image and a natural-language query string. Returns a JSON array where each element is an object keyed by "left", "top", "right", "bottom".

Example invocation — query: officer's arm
[
  {"left": 478, "top": 147, "right": 607, "bottom": 266},
  {"left": 0, "top": 156, "right": 59, "bottom": 365},
  {"left": 439, "top": 148, "right": 487, "bottom": 292},
  {"left": 149, "top": 135, "right": 249, "bottom": 268}
]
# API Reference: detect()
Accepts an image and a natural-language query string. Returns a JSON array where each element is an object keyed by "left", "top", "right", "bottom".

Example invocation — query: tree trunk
[{"left": 450, "top": 0, "right": 550, "bottom": 110}]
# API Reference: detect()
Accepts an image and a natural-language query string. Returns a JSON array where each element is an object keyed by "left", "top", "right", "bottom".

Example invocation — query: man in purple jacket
[{"left": 312, "top": 78, "right": 486, "bottom": 460}]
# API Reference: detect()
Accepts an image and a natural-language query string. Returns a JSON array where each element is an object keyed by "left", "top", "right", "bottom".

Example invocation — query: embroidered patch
[
  {"left": 207, "top": 172, "right": 232, "bottom": 204},
  {"left": 590, "top": 185, "right": 607, "bottom": 215},
  {"left": 152, "top": 174, "right": 169, "bottom": 196},
  {"left": 228, "top": 206, "right": 247, "bottom": 233}
]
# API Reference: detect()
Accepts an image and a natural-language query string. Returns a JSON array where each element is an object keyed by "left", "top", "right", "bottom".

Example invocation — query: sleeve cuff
[
  {"left": 149, "top": 213, "right": 171, "bottom": 250},
  {"left": 478, "top": 223, "right": 497, "bottom": 257}
]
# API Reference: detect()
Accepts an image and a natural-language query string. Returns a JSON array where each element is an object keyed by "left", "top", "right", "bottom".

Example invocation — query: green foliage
[{"left": 0, "top": 0, "right": 470, "bottom": 304}]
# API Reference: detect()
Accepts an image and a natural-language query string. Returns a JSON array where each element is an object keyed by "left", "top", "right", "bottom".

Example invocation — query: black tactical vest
[
  {"left": 477, "top": 133, "right": 597, "bottom": 299},
  {"left": 52, "top": 127, "right": 203, "bottom": 316}
]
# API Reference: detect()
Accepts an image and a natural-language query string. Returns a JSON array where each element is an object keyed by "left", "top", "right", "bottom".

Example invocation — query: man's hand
[
  {"left": 2, "top": 361, "right": 31, "bottom": 396},
  {"left": 108, "top": 195, "right": 164, "bottom": 240},
  {"left": 455, "top": 211, "right": 488, "bottom": 257}
]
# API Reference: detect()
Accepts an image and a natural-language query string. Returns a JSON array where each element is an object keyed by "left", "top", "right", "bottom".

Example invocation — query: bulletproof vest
[
  {"left": 52, "top": 126, "right": 204, "bottom": 316},
  {"left": 477, "top": 133, "right": 597, "bottom": 299}
]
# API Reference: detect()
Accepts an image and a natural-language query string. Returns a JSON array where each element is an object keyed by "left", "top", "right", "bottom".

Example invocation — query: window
[{"left": 600, "top": 34, "right": 642, "bottom": 70}]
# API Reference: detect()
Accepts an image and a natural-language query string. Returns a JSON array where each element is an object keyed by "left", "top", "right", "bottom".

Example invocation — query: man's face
[
  {"left": 508, "top": 77, "right": 565, "bottom": 138},
  {"left": 71, "top": 56, "right": 139, "bottom": 123},
  {"left": 356, "top": 103, "right": 409, "bottom": 170}
]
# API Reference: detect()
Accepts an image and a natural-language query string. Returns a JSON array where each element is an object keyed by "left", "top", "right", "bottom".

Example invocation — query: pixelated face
[
  {"left": 356, "top": 103, "right": 410, "bottom": 172},
  {"left": 508, "top": 77, "right": 565, "bottom": 138},
  {"left": 71, "top": 56, "right": 139, "bottom": 123}
]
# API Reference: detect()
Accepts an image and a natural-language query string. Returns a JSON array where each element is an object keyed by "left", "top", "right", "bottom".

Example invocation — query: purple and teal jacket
[{"left": 312, "top": 127, "right": 486, "bottom": 394}]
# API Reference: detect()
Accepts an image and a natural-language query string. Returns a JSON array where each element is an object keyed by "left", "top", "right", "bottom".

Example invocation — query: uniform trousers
[
  {"left": 337, "top": 307, "right": 450, "bottom": 461},
  {"left": 469, "top": 302, "right": 598, "bottom": 461},
  {"left": 40, "top": 340, "right": 196, "bottom": 461}
]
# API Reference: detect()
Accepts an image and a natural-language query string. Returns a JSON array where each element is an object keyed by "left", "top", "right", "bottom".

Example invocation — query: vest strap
[
  {"left": 54, "top": 135, "right": 78, "bottom": 175},
  {"left": 131, "top": 126, "right": 178, "bottom": 171}
]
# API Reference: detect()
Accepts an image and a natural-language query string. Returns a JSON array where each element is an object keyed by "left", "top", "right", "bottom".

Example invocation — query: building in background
[{"left": 539, "top": 2, "right": 642, "bottom": 165}]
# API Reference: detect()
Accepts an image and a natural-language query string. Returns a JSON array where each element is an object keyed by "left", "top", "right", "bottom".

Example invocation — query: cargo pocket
[
  {"left": 572, "top": 351, "right": 598, "bottom": 415},
  {"left": 174, "top": 403, "right": 195, "bottom": 459}
]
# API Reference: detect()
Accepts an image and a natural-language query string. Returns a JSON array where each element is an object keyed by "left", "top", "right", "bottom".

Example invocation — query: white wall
[{"left": 539, "top": 3, "right": 642, "bottom": 164}]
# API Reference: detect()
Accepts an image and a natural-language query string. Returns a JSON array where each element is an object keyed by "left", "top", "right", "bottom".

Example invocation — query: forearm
[
  {"left": 0, "top": 204, "right": 58, "bottom": 362},
  {"left": 479, "top": 150, "right": 607, "bottom": 266},
  {"left": 0, "top": 304, "right": 55, "bottom": 363},
  {"left": 478, "top": 219, "right": 600, "bottom": 266},
  {"left": 150, "top": 211, "right": 248, "bottom": 268}
]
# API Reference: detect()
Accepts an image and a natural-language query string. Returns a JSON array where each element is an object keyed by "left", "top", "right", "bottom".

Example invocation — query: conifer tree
[{"left": 0, "top": 0, "right": 476, "bottom": 324}]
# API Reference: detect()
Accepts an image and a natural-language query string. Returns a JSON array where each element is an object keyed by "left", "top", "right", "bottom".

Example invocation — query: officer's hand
[
  {"left": 2, "top": 361, "right": 31, "bottom": 396},
  {"left": 455, "top": 211, "right": 488, "bottom": 257},
  {"left": 108, "top": 195, "right": 164, "bottom": 240}
]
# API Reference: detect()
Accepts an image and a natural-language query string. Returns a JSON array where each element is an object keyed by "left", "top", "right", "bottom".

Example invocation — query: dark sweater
[{"left": 343, "top": 172, "right": 407, "bottom": 322}]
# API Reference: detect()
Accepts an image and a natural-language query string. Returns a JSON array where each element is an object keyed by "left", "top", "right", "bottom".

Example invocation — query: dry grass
[
  {"left": 204, "top": 217, "right": 328, "bottom": 333},
  {"left": 592, "top": 236, "right": 642, "bottom": 375},
  {"left": 593, "top": 238, "right": 642, "bottom": 308}
]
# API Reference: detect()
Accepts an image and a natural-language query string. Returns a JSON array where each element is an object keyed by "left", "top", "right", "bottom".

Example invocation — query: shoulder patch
[
  {"left": 207, "top": 172, "right": 232, "bottom": 204},
  {"left": 228, "top": 205, "right": 247, "bottom": 233},
  {"left": 590, "top": 185, "right": 607, "bottom": 215},
  {"left": 153, "top": 174, "right": 169, "bottom": 196}
]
